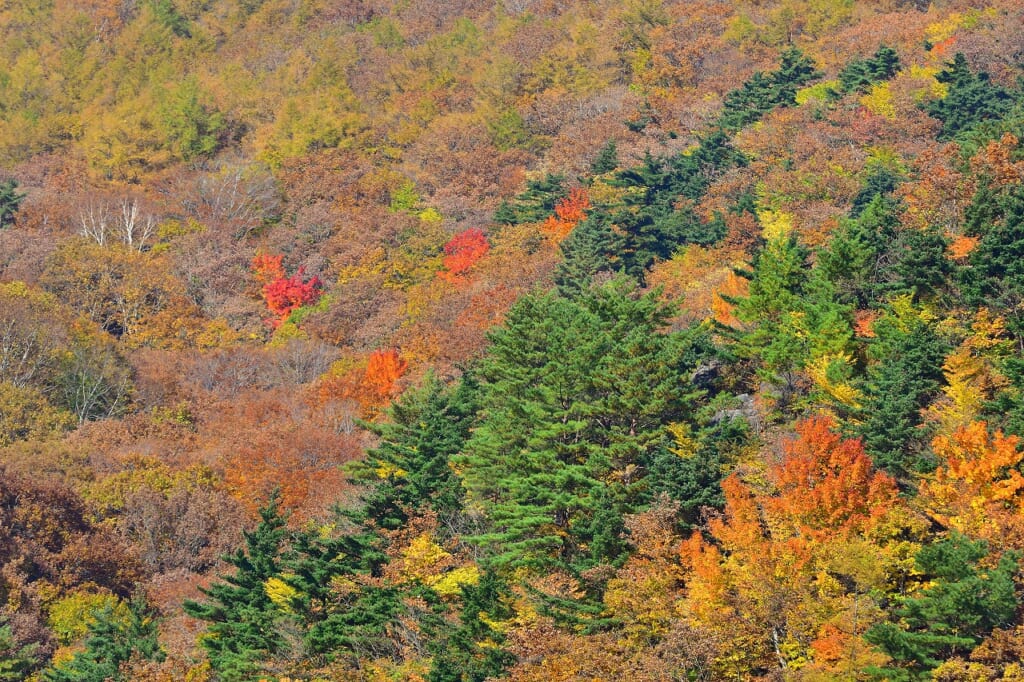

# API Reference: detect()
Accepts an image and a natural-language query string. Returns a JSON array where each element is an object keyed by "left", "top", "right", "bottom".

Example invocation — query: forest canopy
[{"left": 3, "top": 0, "right": 1024, "bottom": 680}]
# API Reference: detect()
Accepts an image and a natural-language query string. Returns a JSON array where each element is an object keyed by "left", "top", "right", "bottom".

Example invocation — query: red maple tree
[
  {"left": 251, "top": 255, "right": 323, "bottom": 327},
  {"left": 439, "top": 228, "right": 489, "bottom": 282}
]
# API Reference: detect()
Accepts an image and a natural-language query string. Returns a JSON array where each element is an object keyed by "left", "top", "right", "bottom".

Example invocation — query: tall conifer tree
[{"left": 183, "top": 494, "right": 289, "bottom": 680}]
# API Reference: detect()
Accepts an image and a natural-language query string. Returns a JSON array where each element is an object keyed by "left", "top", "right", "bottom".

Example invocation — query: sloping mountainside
[{"left": 4, "top": 0, "right": 1024, "bottom": 679}]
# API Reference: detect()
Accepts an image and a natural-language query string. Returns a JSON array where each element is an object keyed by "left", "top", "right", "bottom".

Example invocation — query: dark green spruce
[{"left": 454, "top": 280, "right": 715, "bottom": 571}]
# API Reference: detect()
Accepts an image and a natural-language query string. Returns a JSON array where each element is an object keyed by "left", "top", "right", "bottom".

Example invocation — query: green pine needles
[{"left": 455, "top": 280, "right": 718, "bottom": 571}]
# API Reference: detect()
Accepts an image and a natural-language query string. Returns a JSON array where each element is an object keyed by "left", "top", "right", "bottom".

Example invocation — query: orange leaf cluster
[
  {"left": 312, "top": 349, "right": 409, "bottom": 419},
  {"left": 363, "top": 348, "right": 409, "bottom": 401},
  {"left": 970, "top": 133, "right": 1024, "bottom": 189},
  {"left": 948, "top": 234, "right": 980, "bottom": 260},
  {"left": 541, "top": 187, "right": 590, "bottom": 243},
  {"left": 711, "top": 270, "right": 747, "bottom": 328},
  {"left": 923, "top": 422, "right": 1024, "bottom": 548},
  {"left": 250, "top": 254, "right": 286, "bottom": 286},
  {"left": 676, "top": 418, "right": 903, "bottom": 675},
  {"left": 767, "top": 415, "right": 899, "bottom": 538},
  {"left": 853, "top": 308, "right": 880, "bottom": 338},
  {"left": 679, "top": 474, "right": 818, "bottom": 675},
  {"left": 215, "top": 393, "right": 360, "bottom": 519},
  {"left": 899, "top": 143, "right": 975, "bottom": 233},
  {"left": 930, "top": 35, "right": 957, "bottom": 58}
]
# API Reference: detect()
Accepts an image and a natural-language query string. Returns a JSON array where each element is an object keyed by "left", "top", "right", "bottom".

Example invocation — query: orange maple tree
[
  {"left": 922, "top": 422, "right": 1024, "bottom": 549},
  {"left": 676, "top": 417, "right": 904, "bottom": 675},
  {"left": 541, "top": 187, "right": 590, "bottom": 242},
  {"left": 311, "top": 348, "right": 409, "bottom": 421},
  {"left": 766, "top": 415, "right": 899, "bottom": 538},
  {"left": 250, "top": 254, "right": 286, "bottom": 285},
  {"left": 363, "top": 348, "right": 409, "bottom": 403}
]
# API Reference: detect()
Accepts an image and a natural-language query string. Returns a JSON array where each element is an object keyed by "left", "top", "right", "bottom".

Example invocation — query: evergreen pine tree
[
  {"left": 838, "top": 45, "right": 900, "bottom": 94},
  {"left": 894, "top": 225, "right": 952, "bottom": 302},
  {"left": 960, "top": 181, "right": 1024, "bottom": 339},
  {"left": 866, "top": 535, "right": 1018, "bottom": 679},
  {"left": 607, "top": 142, "right": 734, "bottom": 284},
  {"left": 555, "top": 210, "right": 620, "bottom": 296},
  {"left": 0, "top": 179, "right": 24, "bottom": 229},
  {"left": 818, "top": 194, "right": 904, "bottom": 307},
  {"left": 730, "top": 230, "right": 857, "bottom": 414},
  {"left": 612, "top": 203, "right": 703, "bottom": 284},
  {"left": 492, "top": 199, "right": 518, "bottom": 226},
  {"left": 182, "top": 493, "right": 289, "bottom": 681},
  {"left": 149, "top": 0, "right": 191, "bottom": 37},
  {"left": 850, "top": 164, "right": 902, "bottom": 217},
  {"left": 428, "top": 570, "right": 515, "bottom": 682},
  {"left": 0, "top": 618, "right": 39, "bottom": 682},
  {"left": 731, "top": 233, "right": 811, "bottom": 378},
  {"left": 361, "top": 372, "right": 477, "bottom": 522},
  {"left": 770, "top": 46, "right": 822, "bottom": 104},
  {"left": 282, "top": 526, "right": 402, "bottom": 661},
  {"left": 682, "top": 130, "right": 748, "bottom": 193},
  {"left": 857, "top": 303, "right": 948, "bottom": 478},
  {"left": 718, "top": 48, "right": 820, "bottom": 131},
  {"left": 927, "top": 53, "right": 1014, "bottom": 140},
  {"left": 502, "top": 173, "right": 567, "bottom": 225},
  {"left": 867, "top": 45, "right": 900, "bottom": 79},
  {"left": 986, "top": 356, "right": 1024, "bottom": 438},
  {"left": 454, "top": 281, "right": 711, "bottom": 570},
  {"left": 590, "top": 140, "right": 619, "bottom": 175},
  {"left": 569, "top": 130, "right": 741, "bottom": 288},
  {"left": 645, "top": 416, "right": 745, "bottom": 527},
  {"left": 718, "top": 71, "right": 777, "bottom": 131}
]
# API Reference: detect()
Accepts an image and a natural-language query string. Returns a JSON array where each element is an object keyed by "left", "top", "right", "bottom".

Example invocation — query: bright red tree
[
  {"left": 251, "top": 255, "right": 323, "bottom": 327},
  {"left": 439, "top": 228, "right": 489, "bottom": 281}
]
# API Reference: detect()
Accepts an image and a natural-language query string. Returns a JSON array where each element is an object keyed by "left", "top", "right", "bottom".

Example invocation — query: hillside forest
[{"left": 3, "top": 0, "right": 1024, "bottom": 679}]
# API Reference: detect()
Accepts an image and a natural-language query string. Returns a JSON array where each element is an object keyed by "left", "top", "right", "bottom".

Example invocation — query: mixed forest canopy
[{"left": 3, "top": 0, "right": 1024, "bottom": 679}]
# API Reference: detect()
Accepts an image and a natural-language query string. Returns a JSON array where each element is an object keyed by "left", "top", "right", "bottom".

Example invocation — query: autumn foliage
[
  {"left": 439, "top": 228, "right": 489, "bottom": 282},
  {"left": 312, "top": 348, "right": 410, "bottom": 421},
  {"left": 923, "top": 422, "right": 1024, "bottom": 549},
  {"left": 677, "top": 418, "right": 907, "bottom": 676},
  {"left": 251, "top": 255, "right": 323, "bottom": 326},
  {"left": 541, "top": 187, "right": 590, "bottom": 242},
  {"left": 767, "top": 415, "right": 899, "bottom": 538},
  {"left": 363, "top": 348, "right": 409, "bottom": 401},
  {"left": 3, "top": 1, "right": 1024, "bottom": 679},
  {"left": 250, "top": 253, "right": 286, "bottom": 285}
]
